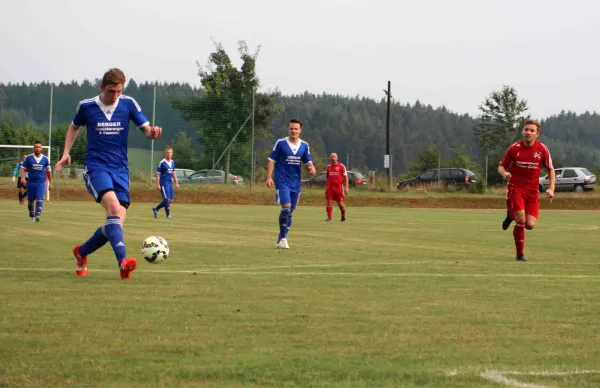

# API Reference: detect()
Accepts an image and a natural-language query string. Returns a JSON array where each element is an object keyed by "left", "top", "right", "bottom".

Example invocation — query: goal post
[{"left": 0, "top": 144, "right": 53, "bottom": 201}]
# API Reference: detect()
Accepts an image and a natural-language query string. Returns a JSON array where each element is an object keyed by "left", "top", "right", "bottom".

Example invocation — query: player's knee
[{"left": 525, "top": 221, "right": 536, "bottom": 230}]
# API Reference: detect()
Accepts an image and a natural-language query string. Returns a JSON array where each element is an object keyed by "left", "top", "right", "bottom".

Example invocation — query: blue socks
[
  {"left": 278, "top": 207, "right": 291, "bottom": 241},
  {"left": 80, "top": 226, "right": 109, "bottom": 257},
  {"left": 156, "top": 201, "right": 166, "bottom": 211},
  {"left": 103, "top": 216, "right": 126, "bottom": 266},
  {"left": 165, "top": 201, "right": 171, "bottom": 218},
  {"left": 79, "top": 217, "right": 126, "bottom": 266},
  {"left": 28, "top": 204, "right": 34, "bottom": 217},
  {"left": 35, "top": 200, "right": 43, "bottom": 217}
]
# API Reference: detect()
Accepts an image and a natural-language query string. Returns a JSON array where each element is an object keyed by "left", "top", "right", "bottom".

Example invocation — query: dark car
[
  {"left": 301, "top": 171, "right": 367, "bottom": 188},
  {"left": 396, "top": 168, "right": 477, "bottom": 190}
]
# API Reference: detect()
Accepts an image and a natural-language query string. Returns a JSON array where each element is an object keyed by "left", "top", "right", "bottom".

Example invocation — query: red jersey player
[
  {"left": 498, "top": 119, "right": 555, "bottom": 262},
  {"left": 325, "top": 153, "right": 349, "bottom": 222}
]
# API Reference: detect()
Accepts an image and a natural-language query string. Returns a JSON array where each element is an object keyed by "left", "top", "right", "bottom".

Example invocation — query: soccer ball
[{"left": 141, "top": 236, "right": 169, "bottom": 264}]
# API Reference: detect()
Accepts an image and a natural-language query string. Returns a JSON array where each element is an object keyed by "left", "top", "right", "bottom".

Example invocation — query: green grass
[{"left": 1, "top": 201, "right": 600, "bottom": 387}]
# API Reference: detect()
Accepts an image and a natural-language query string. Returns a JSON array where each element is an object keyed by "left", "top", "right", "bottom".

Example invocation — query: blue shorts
[
  {"left": 27, "top": 182, "right": 46, "bottom": 201},
  {"left": 160, "top": 182, "right": 174, "bottom": 201},
  {"left": 83, "top": 167, "right": 130, "bottom": 207},
  {"left": 275, "top": 188, "right": 301, "bottom": 211}
]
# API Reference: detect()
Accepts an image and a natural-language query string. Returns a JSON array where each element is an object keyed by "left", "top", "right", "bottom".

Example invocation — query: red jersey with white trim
[
  {"left": 499, "top": 140, "right": 554, "bottom": 192},
  {"left": 326, "top": 163, "right": 347, "bottom": 187}
]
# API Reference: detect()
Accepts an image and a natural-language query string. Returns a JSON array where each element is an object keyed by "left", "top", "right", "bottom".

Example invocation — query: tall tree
[
  {"left": 173, "top": 40, "right": 279, "bottom": 182},
  {"left": 473, "top": 85, "right": 530, "bottom": 155},
  {"left": 167, "top": 132, "right": 196, "bottom": 169},
  {"left": 473, "top": 85, "right": 530, "bottom": 184}
]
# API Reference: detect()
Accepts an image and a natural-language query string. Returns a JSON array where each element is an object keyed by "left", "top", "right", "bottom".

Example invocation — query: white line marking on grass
[
  {"left": 479, "top": 370, "right": 600, "bottom": 387},
  {"left": 480, "top": 371, "right": 548, "bottom": 388},
  {"left": 1, "top": 267, "right": 599, "bottom": 278},
  {"left": 216, "top": 262, "right": 423, "bottom": 271}
]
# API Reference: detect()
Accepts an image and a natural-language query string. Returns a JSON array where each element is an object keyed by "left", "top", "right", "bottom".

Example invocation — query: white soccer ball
[{"left": 141, "top": 236, "right": 169, "bottom": 264}]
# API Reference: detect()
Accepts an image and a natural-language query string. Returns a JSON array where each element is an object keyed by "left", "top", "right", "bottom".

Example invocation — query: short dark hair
[
  {"left": 288, "top": 119, "right": 303, "bottom": 128},
  {"left": 33, "top": 141, "right": 42, "bottom": 145}
]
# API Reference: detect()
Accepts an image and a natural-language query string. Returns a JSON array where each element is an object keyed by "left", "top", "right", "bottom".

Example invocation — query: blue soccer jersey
[
  {"left": 269, "top": 137, "right": 312, "bottom": 191},
  {"left": 157, "top": 159, "right": 175, "bottom": 184},
  {"left": 21, "top": 154, "right": 50, "bottom": 183},
  {"left": 72, "top": 95, "right": 149, "bottom": 170}
]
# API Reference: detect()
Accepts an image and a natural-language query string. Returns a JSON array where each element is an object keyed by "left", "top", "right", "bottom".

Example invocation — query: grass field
[{"left": 1, "top": 200, "right": 600, "bottom": 387}]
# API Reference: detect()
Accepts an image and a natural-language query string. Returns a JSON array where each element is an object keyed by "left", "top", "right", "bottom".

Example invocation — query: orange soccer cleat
[
  {"left": 72, "top": 245, "right": 88, "bottom": 277},
  {"left": 119, "top": 258, "right": 137, "bottom": 280}
]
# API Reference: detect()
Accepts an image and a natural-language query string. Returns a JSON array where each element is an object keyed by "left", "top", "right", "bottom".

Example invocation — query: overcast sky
[{"left": 1, "top": 0, "right": 598, "bottom": 118}]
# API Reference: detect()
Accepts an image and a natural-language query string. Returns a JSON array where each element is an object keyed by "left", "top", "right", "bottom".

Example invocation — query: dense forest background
[{"left": 1, "top": 80, "right": 599, "bottom": 182}]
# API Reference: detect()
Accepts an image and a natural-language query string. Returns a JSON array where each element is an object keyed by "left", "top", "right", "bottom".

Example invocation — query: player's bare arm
[
  {"left": 19, "top": 165, "right": 26, "bottom": 186},
  {"left": 306, "top": 161, "right": 316, "bottom": 175},
  {"left": 56, "top": 124, "right": 81, "bottom": 171},
  {"left": 46, "top": 169, "right": 53, "bottom": 191},
  {"left": 345, "top": 173, "right": 349, "bottom": 194},
  {"left": 498, "top": 165, "right": 511, "bottom": 181},
  {"left": 141, "top": 124, "right": 162, "bottom": 140},
  {"left": 546, "top": 168, "right": 556, "bottom": 201},
  {"left": 156, "top": 173, "right": 162, "bottom": 191},
  {"left": 266, "top": 160, "right": 275, "bottom": 188},
  {"left": 172, "top": 172, "right": 180, "bottom": 189}
]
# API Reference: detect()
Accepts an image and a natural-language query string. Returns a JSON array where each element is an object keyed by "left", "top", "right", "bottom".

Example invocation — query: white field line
[
  {"left": 1, "top": 267, "right": 599, "bottom": 278},
  {"left": 478, "top": 370, "right": 600, "bottom": 388},
  {"left": 480, "top": 371, "right": 548, "bottom": 388}
]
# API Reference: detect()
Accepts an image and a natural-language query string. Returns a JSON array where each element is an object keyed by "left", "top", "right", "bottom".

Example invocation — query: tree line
[{"left": 1, "top": 42, "right": 599, "bottom": 184}]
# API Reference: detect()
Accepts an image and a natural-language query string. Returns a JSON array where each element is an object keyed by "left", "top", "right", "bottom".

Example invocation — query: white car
[{"left": 539, "top": 167, "right": 596, "bottom": 192}]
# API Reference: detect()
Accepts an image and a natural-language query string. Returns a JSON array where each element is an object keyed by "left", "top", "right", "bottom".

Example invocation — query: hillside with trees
[{"left": 1, "top": 77, "right": 599, "bottom": 182}]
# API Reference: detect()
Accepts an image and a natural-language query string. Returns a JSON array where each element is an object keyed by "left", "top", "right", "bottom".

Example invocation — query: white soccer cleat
[{"left": 275, "top": 238, "right": 289, "bottom": 249}]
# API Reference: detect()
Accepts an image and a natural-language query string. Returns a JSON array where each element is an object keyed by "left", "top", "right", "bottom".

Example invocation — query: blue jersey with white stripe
[
  {"left": 157, "top": 159, "right": 175, "bottom": 184},
  {"left": 268, "top": 137, "right": 312, "bottom": 191},
  {"left": 21, "top": 154, "right": 50, "bottom": 183},
  {"left": 72, "top": 95, "right": 149, "bottom": 170}
]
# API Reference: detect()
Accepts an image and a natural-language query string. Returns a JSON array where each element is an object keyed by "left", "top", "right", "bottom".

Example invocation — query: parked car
[
  {"left": 174, "top": 169, "right": 196, "bottom": 183},
  {"left": 539, "top": 167, "right": 596, "bottom": 192},
  {"left": 185, "top": 169, "right": 244, "bottom": 185},
  {"left": 301, "top": 171, "right": 367, "bottom": 188},
  {"left": 153, "top": 168, "right": 195, "bottom": 183},
  {"left": 396, "top": 168, "right": 477, "bottom": 190}
]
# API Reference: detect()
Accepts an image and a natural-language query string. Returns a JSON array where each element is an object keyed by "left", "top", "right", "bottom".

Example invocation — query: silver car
[
  {"left": 539, "top": 167, "right": 597, "bottom": 192},
  {"left": 187, "top": 169, "right": 244, "bottom": 185}
]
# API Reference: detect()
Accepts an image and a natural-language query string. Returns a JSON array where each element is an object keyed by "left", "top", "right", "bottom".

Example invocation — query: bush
[{"left": 471, "top": 171, "right": 486, "bottom": 194}]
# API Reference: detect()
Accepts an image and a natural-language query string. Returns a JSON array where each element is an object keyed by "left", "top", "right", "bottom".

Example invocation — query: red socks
[{"left": 513, "top": 224, "right": 525, "bottom": 256}]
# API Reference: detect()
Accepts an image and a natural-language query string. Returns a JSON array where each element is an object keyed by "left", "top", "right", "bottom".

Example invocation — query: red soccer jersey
[
  {"left": 499, "top": 140, "right": 554, "bottom": 192},
  {"left": 326, "top": 163, "right": 347, "bottom": 187}
]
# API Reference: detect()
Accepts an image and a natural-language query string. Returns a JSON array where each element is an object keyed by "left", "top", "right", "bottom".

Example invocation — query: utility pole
[{"left": 384, "top": 81, "right": 392, "bottom": 191}]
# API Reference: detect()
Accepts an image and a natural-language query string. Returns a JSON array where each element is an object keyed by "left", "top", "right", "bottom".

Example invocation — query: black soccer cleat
[
  {"left": 502, "top": 210, "right": 513, "bottom": 230},
  {"left": 341, "top": 216, "right": 345, "bottom": 222},
  {"left": 516, "top": 255, "right": 527, "bottom": 262}
]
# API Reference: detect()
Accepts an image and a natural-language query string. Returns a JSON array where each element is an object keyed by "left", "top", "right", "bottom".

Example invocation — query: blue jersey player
[
  {"left": 266, "top": 119, "right": 316, "bottom": 249},
  {"left": 55, "top": 68, "right": 162, "bottom": 280},
  {"left": 20, "top": 142, "right": 52, "bottom": 222},
  {"left": 153, "top": 147, "right": 179, "bottom": 219}
]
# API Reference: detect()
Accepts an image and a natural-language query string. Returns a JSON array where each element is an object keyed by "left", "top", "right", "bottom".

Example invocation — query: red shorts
[
  {"left": 506, "top": 186, "right": 539, "bottom": 218},
  {"left": 326, "top": 185, "right": 344, "bottom": 202}
]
